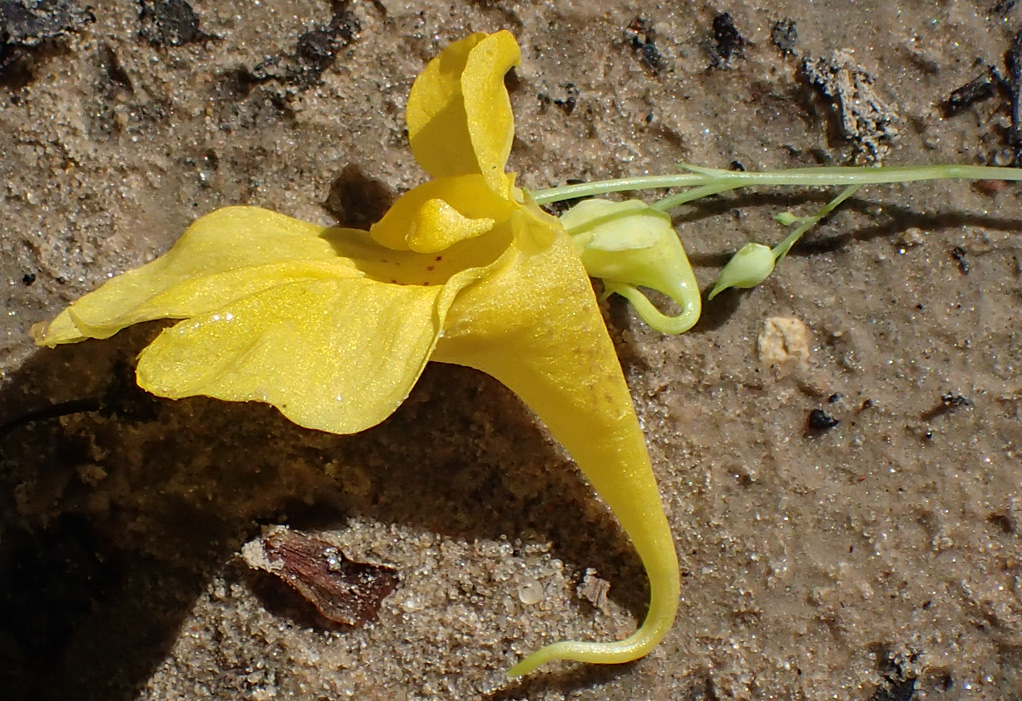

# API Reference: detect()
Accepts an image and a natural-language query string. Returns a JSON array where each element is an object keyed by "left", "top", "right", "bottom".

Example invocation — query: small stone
[
  {"left": 400, "top": 595, "right": 423, "bottom": 613},
  {"left": 576, "top": 568, "right": 611, "bottom": 612},
  {"left": 517, "top": 578, "right": 544, "bottom": 605},
  {"left": 758, "top": 316, "right": 811, "bottom": 369},
  {"left": 896, "top": 227, "right": 926, "bottom": 251}
]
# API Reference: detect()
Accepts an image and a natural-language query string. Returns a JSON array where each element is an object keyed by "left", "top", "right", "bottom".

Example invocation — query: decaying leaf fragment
[{"left": 242, "top": 525, "right": 399, "bottom": 626}]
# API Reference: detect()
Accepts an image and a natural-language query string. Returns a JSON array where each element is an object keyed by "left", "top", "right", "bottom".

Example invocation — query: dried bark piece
[{"left": 242, "top": 526, "right": 399, "bottom": 626}]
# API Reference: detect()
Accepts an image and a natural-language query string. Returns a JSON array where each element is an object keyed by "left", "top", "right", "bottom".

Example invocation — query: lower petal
[
  {"left": 434, "top": 211, "right": 680, "bottom": 673},
  {"left": 137, "top": 277, "right": 447, "bottom": 435}
]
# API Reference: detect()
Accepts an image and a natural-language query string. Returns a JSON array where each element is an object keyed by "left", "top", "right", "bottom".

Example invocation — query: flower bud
[{"left": 708, "top": 242, "right": 776, "bottom": 299}]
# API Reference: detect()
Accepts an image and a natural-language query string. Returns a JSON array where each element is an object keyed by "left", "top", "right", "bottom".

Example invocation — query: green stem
[
  {"left": 771, "top": 184, "right": 861, "bottom": 262},
  {"left": 532, "top": 164, "right": 1022, "bottom": 205},
  {"left": 650, "top": 182, "right": 738, "bottom": 212},
  {"left": 532, "top": 174, "right": 701, "bottom": 204}
]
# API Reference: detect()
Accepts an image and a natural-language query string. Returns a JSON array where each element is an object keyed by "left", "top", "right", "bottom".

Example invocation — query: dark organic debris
[
  {"left": 921, "top": 392, "right": 972, "bottom": 421},
  {"left": 940, "top": 392, "right": 971, "bottom": 410},
  {"left": 0, "top": 0, "right": 92, "bottom": 45},
  {"left": 1004, "top": 29, "right": 1022, "bottom": 165},
  {"left": 208, "top": 65, "right": 297, "bottom": 131},
  {"left": 243, "top": 526, "right": 399, "bottom": 626},
  {"left": 0, "top": 0, "right": 94, "bottom": 84},
  {"left": 943, "top": 66, "right": 999, "bottom": 116},
  {"left": 802, "top": 51, "right": 900, "bottom": 162},
  {"left": 539, "top": 82, "right": 579, "bottom": 115},
  {"left": 625, "top": 16, "right": 668, "bottom": 74},
  {"left": 0, "top": 397, "right": 101, "bottom": 438},
  {"left": 21, "top": 272, "right": 36, "bottom": 285},
  {"left": 710, "top": 12, "right": 745, "bottom": 65},
  {"left": 808, "top": 408, "right": 840, "bottom": 432},
  {"left": 323, "top": 164, "right": 395, "bottom": 229},
  {"left": 949, "top": 245, "right": 969, "bottom": 274},
  {"left": 945, "top": 29, "right": 1022, "bottom": 165},
  {"left": 251, "top": 5, "right": 360, "bottom": 89},
  {"left": 555, "top": 81, "right": 578, "bottom": 115},
  {"left": 771, "top": 18, "right": 798, "bottom": 56},
  {"left": 137, "top": 0, "right": 208, "bottom": 47},
  {"left": 868, "top": 646, "right": 918, "bottom": 701}
]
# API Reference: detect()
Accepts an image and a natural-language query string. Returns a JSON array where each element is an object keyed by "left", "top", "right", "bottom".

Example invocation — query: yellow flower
[{"left": 32, "top": 31, "right": 679, "bottom": 677}]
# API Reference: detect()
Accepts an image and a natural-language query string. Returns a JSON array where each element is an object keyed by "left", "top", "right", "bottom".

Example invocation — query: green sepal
[{"left": 560, "top": 199, "right": 701, "bottom": 334}]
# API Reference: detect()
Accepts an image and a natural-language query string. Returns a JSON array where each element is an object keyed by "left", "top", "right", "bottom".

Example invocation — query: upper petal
[
  {"left": 406, "top": 31, "right": 520, "bottom": 197},
  {"left": 33, "top": 207, "right": 362, "bottom": 346}
]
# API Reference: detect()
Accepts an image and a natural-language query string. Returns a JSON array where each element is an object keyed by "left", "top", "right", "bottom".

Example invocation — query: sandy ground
[{"left": 2, "top": 1, "right": 1021, "bottom": 699}]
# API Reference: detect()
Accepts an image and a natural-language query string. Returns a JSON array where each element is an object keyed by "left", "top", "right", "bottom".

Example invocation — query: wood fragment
[{"left": 242, "top": 526, "right": 399, "bottom": 626}]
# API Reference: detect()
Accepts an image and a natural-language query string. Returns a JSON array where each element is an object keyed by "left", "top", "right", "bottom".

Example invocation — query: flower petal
[
  {"left": 33, "top": 207, "right": 361, "bottom": 347},
  {"left": 433, "top": 207, "right": 680, "bottom": 674},
  {"left": 137, "top": 276, "right": 461, "bottom": 434},
  {"left": 406, "top": 31, "right": 519, "bottom": 196},
  {"left": 369, "top": 174, "right": 516, "bottom": 253},
  {"left": 460, "top": 31, "right": 520, "bottom": 195}
]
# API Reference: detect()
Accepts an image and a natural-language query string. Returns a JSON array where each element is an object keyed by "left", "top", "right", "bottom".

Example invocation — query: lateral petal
[
  {"left": 406, "top": 33, "right": 486, "bottom": 181},
  {"left": 460, "top": 30, "right": 520, "bottom": 196}
]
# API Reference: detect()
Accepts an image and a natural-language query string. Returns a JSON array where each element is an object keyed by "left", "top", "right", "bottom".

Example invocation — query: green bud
[
  {"left": 773, "top": 211, "right": 800, "bottom": 226},
  {"left": 708, "top": 242, "right": 776, "bottom": 300}
]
